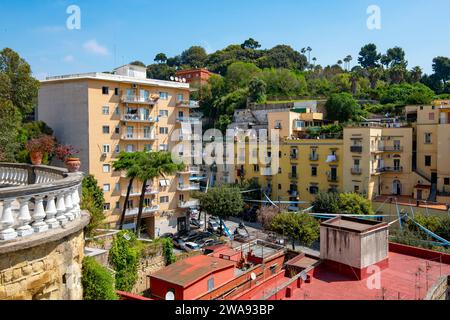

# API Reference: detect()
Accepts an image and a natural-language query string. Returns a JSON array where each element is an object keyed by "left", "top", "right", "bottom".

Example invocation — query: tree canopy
[{"left": 193, "top": 185, "right": 244, "bottom": 220}]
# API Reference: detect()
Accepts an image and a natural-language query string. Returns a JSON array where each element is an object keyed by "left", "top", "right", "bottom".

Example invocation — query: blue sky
[{"left": 0, "top": 0, "right": 448, "bottom": 79}]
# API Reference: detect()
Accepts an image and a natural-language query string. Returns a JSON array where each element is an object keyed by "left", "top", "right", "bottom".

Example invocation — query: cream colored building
[{"left": 37, "top": 65, "right": 201, "bottom": 237}]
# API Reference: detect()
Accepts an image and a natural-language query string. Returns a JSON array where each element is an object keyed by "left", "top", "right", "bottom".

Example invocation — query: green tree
[
  {"left": 225, "top": 62, "right": 261, "bottom": 91},
  {"left": 409, "top": 66, "right": 423, "bottom": 83},
  {"left": 82, "top": 257, "right": 118, "bottom": 300},
  {"left": 135, "top": 152, "right": 184, "bottom": 237},
  {"left": 248, "top": 77, "right": 267, "bottom": 103},
  {"left": 0, "top": 48, "right": 40, "bottom": 115},
  {"left": 161, "top": 237, "right": 176, "bottom": 266},
  {"left": 146, "top": 64, "right": 176, "bottom": 80},
  {"left": 312, "top": 191, "right": 340, "bottom": 213},
  {"left": 338, "top": 193, "right": 373, "bottom": 215},
  {"left": 241, "top": 38, "right": 261, "bottom": 50},
  {"left": 154, "top": 53, "right": 168, "bottom": 64},
  {"left": 0, "top": 99, "right": 21, "bottom": 161},
  {"left": 81, "top": 175, "right": 106, "bottom": 237},
  {"left": 432, "top": 56, "right": 450, "bottom": 85},
  {"left": 258, "top": 45, "right": 308, "bottom": 70},
  {"left": 129, "top": 60, "right": 146, "bottom": 67},
  {"left": 270, "top": 212, "right": 320, "bottom": 250},
  {"left": 193, "top": 185, "right": 244, "bottom": 226},
  {"left": 325, "top": 92, "right": 359, "bottom": 122},
  {"left": 358, "top": 43, "right": 381, "bottom": 69},
  {"left": 181, "top": 46, "right": 208, "bottom": 68},
  {"left": 216, "top": 114, "right": 232, "bottom": 132},
  {"left": 112, "top": 152, "right": 146, "bottom": 230},
  {"left": 109, "top": 230, "right": 140, "bottom": 292},
  {"left": 381, "top": 47, "right": 407, "bottom": 68},
  {"left": 380, "top": 83, "right": 435, "bottom": 105}
]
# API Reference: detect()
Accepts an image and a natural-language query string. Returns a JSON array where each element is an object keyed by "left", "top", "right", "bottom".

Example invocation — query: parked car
[
  {"left": 197, "top": 238, "right": 215, "bottom": 248},
  {"left": 172, "top": 238, "right": 186, "bottom": 250},
  {"left": 185, "top": 242, "right": 201, "bottom": 251},
  {"left": 209, "top": 216, "right": 221, "bottom": 223},
  {"left": 208, "top": 221, "right": 220, "bottom": 233},
  {"left": 160, "top": 233, "right": 174, "bottom": 239},
  {"left": 190, "top": 218, "right": 204, "bottom": 229}
]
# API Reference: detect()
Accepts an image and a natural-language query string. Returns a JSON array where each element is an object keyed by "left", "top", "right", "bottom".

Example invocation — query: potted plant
[
  {"left": 55, "top": 144, "right": 81, "bottom": 172},
  {"left": 25, "top": 135, "right": 56, "bottom": 165}
]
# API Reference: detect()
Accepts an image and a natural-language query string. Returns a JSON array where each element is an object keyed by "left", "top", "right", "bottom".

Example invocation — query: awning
[
  {"left": 326, "top": 155, "right": 337, "bottom": 163},
  {"left": 160, "top": 179, "right": 170, "bottom": 187}
]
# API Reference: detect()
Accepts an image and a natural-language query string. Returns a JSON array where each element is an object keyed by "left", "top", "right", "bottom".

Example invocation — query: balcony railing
[
  {"left": 121, "top": 188, "right": 159, "bottom": 197},
  {"left": 178, "top": 199, "right": 200, "bottom": 208},
  {"left": 0, "top": 163, "right": 84, "bottom": 241},
  {"left": 121, "top": 114, "right": 156, "bottom": 123},
  {"left": 351, "top": 167, "right": 362, "bottom": 175},
  {"left": 289, "top": 173, "right": 298, "bottom": 179},
  {"left": 376, "top": 166, "right": 403, "bottom": 173},
  {"left": 309, "top": 154, "right": 319, "bottom": 161},
  {"left": 177, "top": 183, "right": 201, "bottom": 191},
  {"left": 176, "top": 117, "right": 202, "bottom": 124},
  {"left": 351, "top": 146, "right": 363, "bottom": 153},
  {"left": 125, "top": 206, "right": 160, "bottom": 217},
  {"left": 121, "top": 130, "right": 156, "bottom": 141},
  {"left": 176, "top": 100, "right": 200, "bottom": 108},
  {"left": 378, "top": 146, "right": 403, "bottom": 152},
  {"left": 121, "top": 95, "right": 157, "bottom": 105},
  {"left": 327, "top": 174, "right": 339, "bottom": 182},
  {"left": 179, "top": 166, "right": 201, "bottom": 174}
]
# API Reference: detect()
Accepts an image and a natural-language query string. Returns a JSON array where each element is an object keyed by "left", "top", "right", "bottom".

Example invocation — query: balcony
[
  {"left": 351, "top": 146, "right": 363, "bottom": 153},
  {"left": 125, "top": 206, "right": 160, "bottom": 217},
  {"left": 0, "top": 163, "right": 85, "bottom": 241},
  {"left": 121, "top": 114, "right": 156, "bottom": 123},
  {"left": 288, "top": 190, "right": 298, "bottom": 197},
  {"left": 121, "top": 130, "right": 156, "bottom": 141},
  {"left": 290, "top": 153, "right": 298, "bottom": 160},
  {"left": 327, "top": 174, "right": 339, "bottom": 182},
  {"left": 176, "top": 100, "right": 200, "bottom": 108},
  {"left": 121, "top": 95, "right": 157, "bottom": 105},
  {"left": 376, "top": 166, "right": 403, "bottom": 173},
  {"left": 177, "top": 183, "right": 201, "bottom": 191},
  {"left": 289, "top": 173, "right": 298, "bottom": 179},
  {"left": 176, "top": 116, "right": 202, "bottom": 124},
  {"left": 121, "top": 188, "right": 159, "bottom": 197},
  {"left": 326, "top": 154, "right": 339, "bottom": 163},
  {"left": 178, "top": 199, "right": 200, "bottom": 208},
  {"left": 351, "top": 167, "right": 362, "bottom": 175},
  {"left": 378, "top": 146, "right": 403, "bottom": 152},
  {"left": 309, "top": 154, "right": 319, "bottom": 161},
  {"left": 179, "top": 166, "right": 201, "bottom": 174}
]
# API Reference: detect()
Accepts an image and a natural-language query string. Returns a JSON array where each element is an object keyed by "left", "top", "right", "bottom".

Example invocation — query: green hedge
[{"left": 82, "top": 257, "right": 118, "bottom": 300}]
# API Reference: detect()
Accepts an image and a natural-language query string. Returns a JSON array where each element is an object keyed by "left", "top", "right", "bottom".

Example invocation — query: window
[
  {"left": 354, "top": 185, "right": 360, "bottom": 193},
  {"left": 278, "top": 184, "right": 282, "bottom": 190},
  {"left": 159, "top": 92, "right": 169, "bottom": 100},
  {"left": 103, "top": 164, "right": 110, "bottom": 173},
  {"left": 103, "top": 145, "right": 110, "bottom": 154},
  {"left": 429, "top": 113, "right": 435, "bottom": 121},
  {"left": 114, "top": 88, "right": 119, "bottom": 96},
  {"left": 160, "top": 196, "right": 169, "bottom": 203},
  {"left": 444, "top": 178, "right": 450, "bottom": 185},
  {"left": 177, "top": 93, "right": 184, "bottom": 102},
  {"left": 207, "top": 278, "right": 215, "bottom": 292},
  {"left": 311, "top": 166, "right": 317, "bottom": 177},
  {"left": 425, "top": 155, "right": 432, "bottom": 167},
  {"left": 309, "top": 186, "right": 319, "bottom": 194},
  {"left": 103, "top": 203, "right": 111, "bottom": 211},
  {"left": 144, "top": 144, "right": 152, "bottom": 152},
  {"left": 144, "top": 198, "right": 152, "bottom": 207},
  {"left": 160, "top": 127, "right": 169, "bottom": 134},
  {"left": 102, "top": 106, "right": 109, "bottom": 115},
  {"left": 103, "top": 184, "right": 110, "bottom": 192},
  {"left": 274, "top": 121, "right": 282, "bottom": 129},
  {"left": 424, "top": 133, "right": 432, "bottom": 144},
  {"left": 115, "top": 202, "right": 120, "bottom": 209},
  {"left": 102, "top": 126, "right": 110, "bottom": 134},
  {"left": 115, "top": 145, "right": 120, "bottom": 153},
  {"left": 114, "top": 125, "right": 120, "bottom": 135},
  {"left": 126, "top": 145, "right": 135, "bottom": 153},
  {"left": 102, "top": 86, "right": 109, "bottom": 95},
  {"left": 114, "top": 107, "right": 120, "bottom": 115},
  {"left": 253, "top": 164, "right": 259, "bottom": 172},
  {"left": 159, "top": 110, "right": 169, "bottom": 117},
  {"left": 114, "top": 183, "right": 120, "bottom": 192},
  {"left": 160, "top": 144, "right": 169, "bottom": 151}
]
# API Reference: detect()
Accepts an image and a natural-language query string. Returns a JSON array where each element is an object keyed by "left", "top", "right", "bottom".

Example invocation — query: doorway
[{"left": 393, "top": 180, "right": 402, "bottom": 196}]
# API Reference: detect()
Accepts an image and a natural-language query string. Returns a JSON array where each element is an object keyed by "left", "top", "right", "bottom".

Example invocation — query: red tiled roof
[{"left": 150, "top": 255, "right": 235, "bottom": 288}]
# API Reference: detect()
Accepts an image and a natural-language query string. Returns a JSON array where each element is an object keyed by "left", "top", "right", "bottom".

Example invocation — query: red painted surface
[
  {"left": 389, "top": 242, "right": 450, "bottom": 264},
  {"left": 321, "top": 258, "right": 389, "bottom": 280},
  {"left": 117, "top": 291, "right": 152, "bottom": 300},
  {"left": 176, "top": 68, "right": 213, "bottom": 85}
]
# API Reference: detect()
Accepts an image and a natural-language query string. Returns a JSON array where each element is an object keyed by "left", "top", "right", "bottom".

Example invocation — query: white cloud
[
  {"left": 83, "top": 39, "right": 109, "bottom": 56},
  {"left": 63, "top": 55, "right": 75, "bottom": 63}
]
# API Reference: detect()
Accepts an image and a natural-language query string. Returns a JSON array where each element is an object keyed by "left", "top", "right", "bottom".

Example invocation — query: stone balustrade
[{"left": 0, "top": 163, "right": 84, "bottom": 242}]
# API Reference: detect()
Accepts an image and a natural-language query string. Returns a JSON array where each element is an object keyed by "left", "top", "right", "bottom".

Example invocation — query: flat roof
[
  {"left": 321, "top": 216, "right": 388, "bottom": 233},
  {"left": 41, "top": 72, "right": 190, "bottom": 90},
  {"left": 150, "top": 255, "right": 235, "bottom": 288}
]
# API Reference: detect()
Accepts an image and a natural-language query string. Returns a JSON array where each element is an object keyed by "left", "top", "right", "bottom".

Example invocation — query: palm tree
[
  {"left": 410, "top": 66, "right": 423, "bottom": 83},
  {"left": 368, "top": 67, "right": 383, "bottom": 89},
  {"left": 345, "top": 55, "right": 353, "bottom": 71},
  {"left": 337, "top": 60, "right": 343, "bottom": 68},
  {"left": 349, "top": 72, "right": 359, "bottom": 95},
  {"left": 312, "top": 57, "right": 317, "bottom": 67},
  {"left": 306, "top": 47, "right": 312, "bottom": 64},
  {"left": 135, "top": 152, "right": 184, "bottom": 238},
  {"left": 112, "top": 152, "right": 146, "bottom": 230}
]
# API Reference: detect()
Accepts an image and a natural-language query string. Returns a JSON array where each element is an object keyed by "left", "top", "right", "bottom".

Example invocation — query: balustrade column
[
  {"left": 64, "top": 190, "right": 75, "bottom": 221},
  {"left": 45, "top": 193, "right": 60, "bottom": 229},
  {"left": 0, "top": 198, "right": 18, "bottom": 240},
  {"left": 17, "top": 197, "right": 33, "bottom": 237},
  {"left": 32, "top": 196, "right": 49, "bottom": 233},
  {"left": 71, "top": 187, "right": 81, "bottom": 219},
  {"left": 56, "top": 192, "right": 68, "bottom": 226}
]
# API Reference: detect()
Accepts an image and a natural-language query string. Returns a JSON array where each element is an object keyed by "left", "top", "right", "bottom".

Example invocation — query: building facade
[{"left": 38, "top": 65, "right": 201, "bottom": 237}]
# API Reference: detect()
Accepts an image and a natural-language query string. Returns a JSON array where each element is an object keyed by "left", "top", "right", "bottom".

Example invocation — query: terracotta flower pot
[
  {"left": 65, "top": 157, "right": 81, "bottom": 172},
  {"left": 30, "top": 151, "right": 44, "bottom": 165}
]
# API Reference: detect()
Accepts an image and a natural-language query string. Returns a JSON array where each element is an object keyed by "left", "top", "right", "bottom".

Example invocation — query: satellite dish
[
  {"left": 250, "top": 272, "right": 257, "bottom": 281},
  {"left": 300, "top": 272, "right": 307, "bottom": 281},
  {"left": 170, "top": 76, "right": 175, "bottom": 81},
  {"left": 165, "top": 291, "right": 175, "bottom": 301}
]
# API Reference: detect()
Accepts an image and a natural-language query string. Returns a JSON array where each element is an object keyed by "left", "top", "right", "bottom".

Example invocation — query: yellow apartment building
[{"left": 37, "top": 64, "right": 201, "bottom": 237}]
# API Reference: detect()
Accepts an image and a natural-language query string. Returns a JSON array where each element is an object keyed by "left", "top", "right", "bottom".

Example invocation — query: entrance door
[
  {"left": 393, "top": 180, "right": 401, "bottom": 195},
  {"left": 431, "top": 172, "right": 438, "bottom": 184},
  {"left": 177, "top": 217, "right": 187, "bottom": 233},
  {"left": 417, "top": 189, "right": 423, "bottom": 200}
]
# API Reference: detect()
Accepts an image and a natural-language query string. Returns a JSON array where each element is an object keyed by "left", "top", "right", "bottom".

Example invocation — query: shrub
[
  {"left": 81, "top": 175, "right": 106, "bottom": 237},
  {"left": 161, "top": 238, "right": 176, "bottom": 266},
  {"left": 82, "top": 257, "right": 118, "bottom": 300},
  {"left": 109, "top": 230, "right": 140, "bottom": 292},
  {"left": 312, "top": 191, "right": 340, "bottom": 213},
  {"left": 338, "top": 193, "right": 373, "bottom": 215}
]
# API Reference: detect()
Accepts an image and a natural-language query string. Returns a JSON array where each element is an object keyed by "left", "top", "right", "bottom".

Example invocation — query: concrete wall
[
  {"left": 360, "top": 228, "right": 389, "bottom": 269},
  {"left": 320, "top": 227, "right": 362, "bottom": 269}
]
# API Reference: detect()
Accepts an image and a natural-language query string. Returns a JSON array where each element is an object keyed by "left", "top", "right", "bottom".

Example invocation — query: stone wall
[{"left": 0, "top": 214, "right": 89, "bottom": 300}]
